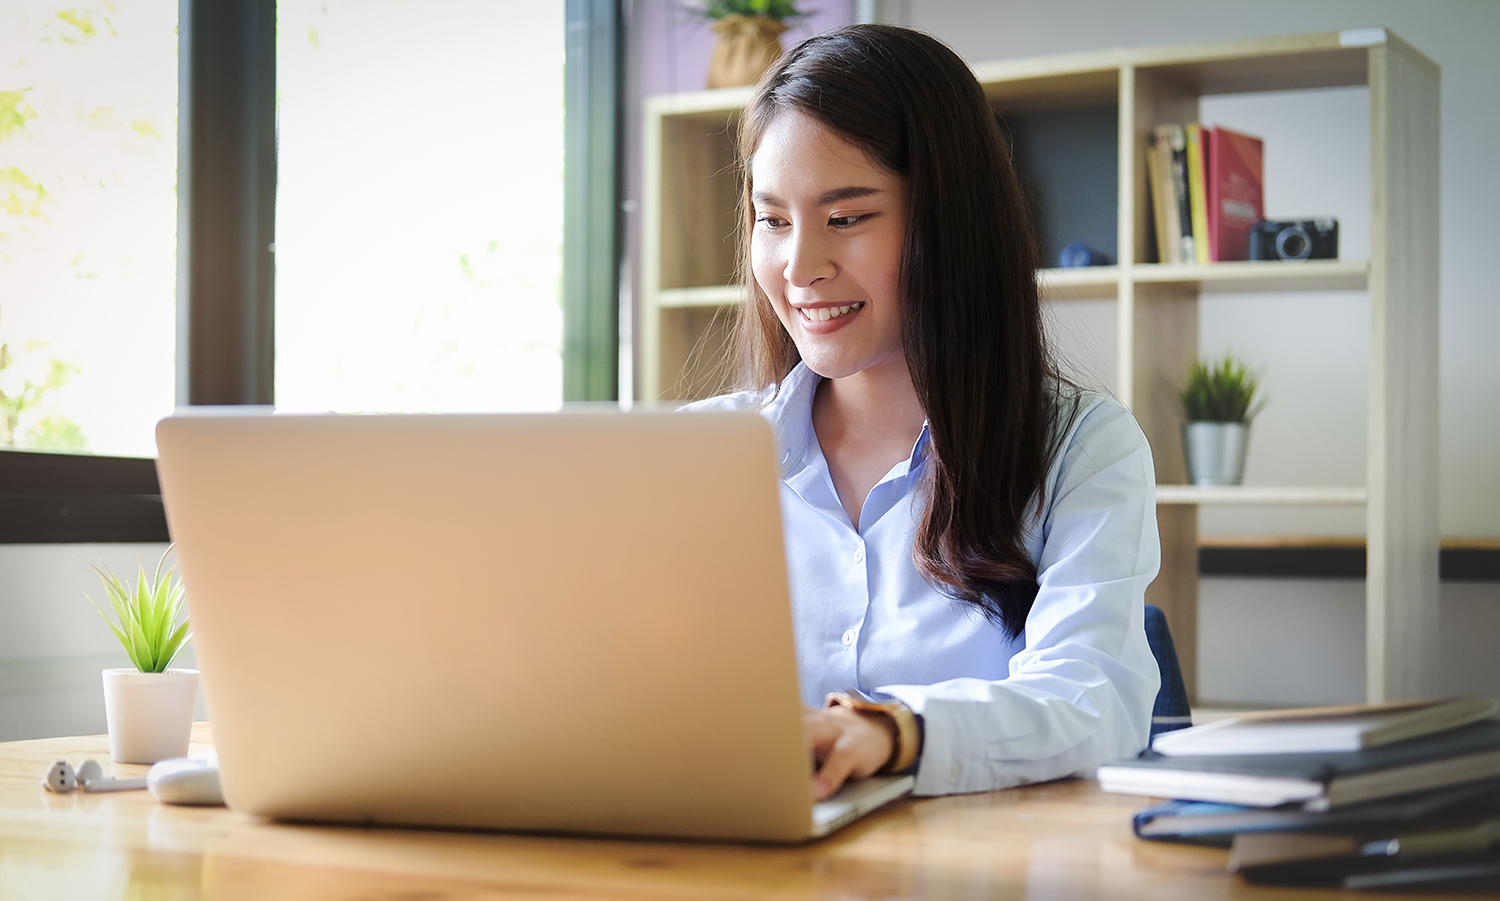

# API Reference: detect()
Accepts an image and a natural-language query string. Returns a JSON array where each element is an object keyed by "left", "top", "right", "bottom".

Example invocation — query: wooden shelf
[
  {"left": 643, "top": 86, "right": 752, "bottom": 118},
  {"left": 1133, "top": 259, "right": 1368, "bottom": 293},
  {"left": 1156, "top": 485, "right": 1368, "bottom": 506},
  {"left": 1039, "top": 267, "right": 1119, "bottom": 300},
  {"left": 640, "top": 28, "right": 1440, "bottom": 705},
  {"left": 658, "top": 285, "right": 743, "bottom": 308}
]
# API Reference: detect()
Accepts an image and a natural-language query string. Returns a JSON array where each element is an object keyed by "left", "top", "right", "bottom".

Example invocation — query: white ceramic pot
[
  {"left": 102, "top": 668, "right": 199, "bottom": 764},
  {"left": 1183, "top": 421, "right": 1250, "bottom": 486}
]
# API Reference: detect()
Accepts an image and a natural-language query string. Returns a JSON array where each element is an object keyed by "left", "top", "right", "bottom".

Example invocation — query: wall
[
  {"left": 0, "top": 544, "right": 206, "bottom": 742},
  {"left": 1200, "top": 578, "right": 1500, "bottom": 706}
]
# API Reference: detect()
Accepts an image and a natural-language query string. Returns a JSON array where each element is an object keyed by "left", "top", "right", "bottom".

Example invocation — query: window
[
  {"left": 2, "top": 0, "right": 613, "bottom": 544},
  {"left": 274, "top": 0, "right": 566, "bottom": 414},
  {"left": 1, "top": 1, "right": 178, "bottom": 458}
]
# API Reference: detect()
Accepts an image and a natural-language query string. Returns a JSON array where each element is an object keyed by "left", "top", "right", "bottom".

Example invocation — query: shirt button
[
  {"left": 853, "top": 546, "right": 865, "bottom": 564},
  {"left": 841, "top": 629, "right": 856, "bottom": 648}
]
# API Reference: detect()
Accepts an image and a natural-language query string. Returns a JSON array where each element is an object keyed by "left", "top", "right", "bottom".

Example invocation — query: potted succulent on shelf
[
  {"left": 692, "top": 0, "right": 805, "bottom": 89},
  {"left": 1180, "top": 356, "right": 1266, "bottom": 486},
  {"left": 86, "top": 549, "right": 197, "bottom": 764}
]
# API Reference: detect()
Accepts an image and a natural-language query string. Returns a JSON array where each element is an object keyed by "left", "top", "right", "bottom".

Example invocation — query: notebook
[
  {"left": 1132, "top": 779, "right": 1500, "bottom": 845},
  {"left": 1151, "top": 697, "right": 1500, "bottom": 756},
  {"left": 1099, "top": 719, "right": 1500, "bottom": 809},
  {"left": 155, "top": 410, "right": 913, "bottom": 842}
]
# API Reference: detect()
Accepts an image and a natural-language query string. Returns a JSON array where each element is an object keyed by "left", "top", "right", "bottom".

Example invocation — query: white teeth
[{"left": 802, "top": 302, "right": 862, "bottom": 322}]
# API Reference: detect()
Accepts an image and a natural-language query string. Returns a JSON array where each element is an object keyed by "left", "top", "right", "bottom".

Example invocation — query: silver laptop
[{"left": 155, "top": 410, "right": 913, "bottom": 842}]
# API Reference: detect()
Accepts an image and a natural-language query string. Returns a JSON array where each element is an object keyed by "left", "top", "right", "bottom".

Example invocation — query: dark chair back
[{"left": 1144, "top": 603, "right": 1192, "bottom": 741}]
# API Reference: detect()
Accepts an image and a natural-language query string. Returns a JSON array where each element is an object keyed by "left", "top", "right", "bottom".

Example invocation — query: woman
[{"left": 686, "top": 25, "right": 1161, "bottom": 799}]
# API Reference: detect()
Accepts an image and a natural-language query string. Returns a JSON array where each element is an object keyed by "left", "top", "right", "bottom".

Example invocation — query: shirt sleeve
[{"left": 876, "top": 396, "right": 1162, "bottom": 795}]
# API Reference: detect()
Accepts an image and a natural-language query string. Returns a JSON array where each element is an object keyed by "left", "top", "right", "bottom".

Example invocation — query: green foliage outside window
[{"left": 0, "top": 340, "right": 86, "bottom": 450}]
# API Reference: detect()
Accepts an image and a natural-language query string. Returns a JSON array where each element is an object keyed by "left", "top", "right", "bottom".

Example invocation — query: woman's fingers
[
  {"left": 813, "top": 734, "right": 864, "bottom": 800},
  {"left": 803, "top": 707, "right": 896, "bottom": 800}
]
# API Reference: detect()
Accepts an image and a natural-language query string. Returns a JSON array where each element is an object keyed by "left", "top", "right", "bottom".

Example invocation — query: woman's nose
[{"left": 784, "top": 228, "right": 836, "bottom": 287}]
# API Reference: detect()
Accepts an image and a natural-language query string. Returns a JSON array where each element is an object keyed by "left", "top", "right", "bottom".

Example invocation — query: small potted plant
[
  {"left": 1180, "top": 356, "right": 1265, "bottom": 486},
  {"left": 86, "top": 549, "right": 197, "bottom": 764},
  {"left": 691, "top": 0, "right": 806, "bottom": 89}
]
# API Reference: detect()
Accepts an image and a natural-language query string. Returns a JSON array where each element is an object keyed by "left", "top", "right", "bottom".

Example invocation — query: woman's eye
[
  {"left": 756, "top": 215, "right": 787, "bottom": 229},
  {"left": 830, "top": 214, "right": 869, "bottom": 228}
]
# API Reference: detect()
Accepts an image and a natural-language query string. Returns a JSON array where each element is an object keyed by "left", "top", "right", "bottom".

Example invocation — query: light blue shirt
[{"left": 685, "top": 362, "right": 1161, "bottom": 795}]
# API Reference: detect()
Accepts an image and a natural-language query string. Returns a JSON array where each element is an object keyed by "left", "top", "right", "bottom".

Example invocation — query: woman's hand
[{"left": 803, "top": 705, "right": 896, "bottom": 800}]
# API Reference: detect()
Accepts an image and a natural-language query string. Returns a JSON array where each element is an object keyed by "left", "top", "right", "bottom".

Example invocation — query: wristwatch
[{"left": 824, "top": 691, "right": 921, "bottom": 774}]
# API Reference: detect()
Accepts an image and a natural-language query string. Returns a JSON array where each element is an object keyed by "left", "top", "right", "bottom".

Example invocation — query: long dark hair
[{"left": 734, "top": 25, "right": 1076, "bottom": 638}]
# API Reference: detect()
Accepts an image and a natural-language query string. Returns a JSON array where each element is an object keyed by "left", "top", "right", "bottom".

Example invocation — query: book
[
  {"left": 1184, "top": 124, "right": 1210, "bottom": 265},
  {"left": 1152, "top": 697, "right": 1500, "bottom": 756},
  {"left": 1132, "top": 778, "right": 1500, "bottom": 845},
  {"left": 1231, "top": 816, "right": 1500, "bottom": 870},
  {"left": 1205, "top": 125, "right": 1263, "bottom": 261},
  {"left": 1165, "top": 125, "right": 1194, "bottom": 264},
  {"left": 1230, "top": 819, "right": 1500, "bottom": 890},
  {"left": 1146, "top": 128, "right": 1181, "bottom": 264},
  {"left": 1098, "top": 718, "right": 1500, "bottom": 809}
]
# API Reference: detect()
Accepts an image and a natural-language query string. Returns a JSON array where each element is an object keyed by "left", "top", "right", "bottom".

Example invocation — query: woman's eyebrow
[
  {"left": 751, "top": 186, "right": 884, "bottom": 207},
  {"left": 817, "top": 185, "right": 882, "bottom": 205}
]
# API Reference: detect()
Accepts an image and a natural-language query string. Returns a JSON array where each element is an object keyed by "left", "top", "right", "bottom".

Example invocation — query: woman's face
[{"left": 749, "top": 111, "right": 909, "bottom": 382}]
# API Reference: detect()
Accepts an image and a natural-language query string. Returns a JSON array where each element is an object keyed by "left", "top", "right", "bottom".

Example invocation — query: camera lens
[{"left": 1276, "top": 225, "right": 1312, "bottom": 261}]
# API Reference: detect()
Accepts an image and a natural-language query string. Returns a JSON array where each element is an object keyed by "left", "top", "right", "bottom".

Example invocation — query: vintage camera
[{"left": 1248, "top": 218, "right": 1339, "bottom": 262}]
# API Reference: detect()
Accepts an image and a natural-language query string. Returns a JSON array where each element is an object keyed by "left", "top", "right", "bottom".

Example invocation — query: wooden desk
[{"left": 0, "top": 724, "right": 1441, "bottom": 899}]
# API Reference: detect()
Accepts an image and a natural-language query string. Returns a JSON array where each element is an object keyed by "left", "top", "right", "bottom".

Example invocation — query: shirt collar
[
  {"left": 761, "top": 362, "right": 821, "bottom": 476},
  {"left": 761, "top": 361, "right": 932, "bottom": 479}
]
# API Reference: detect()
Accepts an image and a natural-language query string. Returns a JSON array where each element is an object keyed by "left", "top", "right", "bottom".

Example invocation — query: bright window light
[
  {"left": 274, "top": 0, "right": 566, "bottom": 414},
  {"left": 1, "top": 1, "right": 178, "bottom": 458}
]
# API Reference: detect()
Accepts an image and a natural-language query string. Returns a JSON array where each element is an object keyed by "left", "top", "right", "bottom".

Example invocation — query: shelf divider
[
  {"left": 658, "top": 285, "right": 743, "bottom": 308},
  {"left": 1134, "top": 259, "right": 1368, "bottom": 292},
  {"left": 1156, "top": 485, "right": 1368, "bottom": 505},
  {"left": 1038, "top": 267, "right": 1119, "bottom": 301}
]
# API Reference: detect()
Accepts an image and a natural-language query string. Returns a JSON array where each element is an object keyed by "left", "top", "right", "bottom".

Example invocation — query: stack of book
[
  {"left": 1099, "top": 697, "right": 1500, "bottom": 890},
  {"left": 1146, "top": 123, "right": 1263, "bottom": 265}
]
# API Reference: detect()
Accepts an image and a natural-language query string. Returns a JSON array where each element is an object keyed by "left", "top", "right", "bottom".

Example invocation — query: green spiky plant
[
  {"left": 85, "top": 548, "right": 192, "bottom": 674},
  {"left": 1181, "top": 356, "right": 1266, "bottom": 424},
  {"left": 694, "top": 0, "right": 805, "bottom": 21}
]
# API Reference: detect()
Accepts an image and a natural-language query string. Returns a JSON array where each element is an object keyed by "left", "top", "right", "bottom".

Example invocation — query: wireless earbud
[
  {"left": 40, "top": 759, "right": 147, "bottom": 794},
  {"left": 42, "top": 760, "right": 78, "bottom": 793},
  {"left": 75, "top": 760, "right": 104, "bottom": 786}
]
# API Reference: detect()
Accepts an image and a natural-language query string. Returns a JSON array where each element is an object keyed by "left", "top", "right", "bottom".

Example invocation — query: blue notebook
[{"left": 1132, "top": 779, "right": 1500, "bottom": 845}]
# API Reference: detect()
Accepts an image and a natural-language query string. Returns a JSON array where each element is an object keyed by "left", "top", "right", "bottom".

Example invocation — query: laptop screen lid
[{"left": 156, "top": 410, "right": 821, "bottom": 841}]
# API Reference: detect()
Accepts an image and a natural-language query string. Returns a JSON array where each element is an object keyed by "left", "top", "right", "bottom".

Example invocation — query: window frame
[{"left": 563, "top": 0, "right": 625, "bottom": 402}]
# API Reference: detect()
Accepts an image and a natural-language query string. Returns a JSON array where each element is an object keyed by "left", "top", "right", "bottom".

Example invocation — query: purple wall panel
[{"left": 633, "top": 0, "right": 854, "bottom": 97}]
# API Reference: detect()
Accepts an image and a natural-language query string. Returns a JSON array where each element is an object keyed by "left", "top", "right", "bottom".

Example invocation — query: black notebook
[
  {"left": 1132, "top": 779, "right": 1500, "bottom": 845},
  {"left": 1099, "top": 719, "right": 1500, "bottom": 809}
]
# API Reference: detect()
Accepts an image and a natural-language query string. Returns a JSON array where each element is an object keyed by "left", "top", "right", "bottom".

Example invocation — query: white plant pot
[
  {"left": 1183, "top": 421, "right": 1250, "bottom": 486},
  {"left": 102, "top": 668, "right": 198, "bottom": 764}
]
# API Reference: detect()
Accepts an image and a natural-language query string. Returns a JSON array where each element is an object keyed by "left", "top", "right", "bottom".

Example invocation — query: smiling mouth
[{"left": 798, "top": 302, "right": 865, "bottom": 322}]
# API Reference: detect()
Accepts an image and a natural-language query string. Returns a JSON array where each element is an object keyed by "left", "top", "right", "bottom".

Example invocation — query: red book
[{"left": 1206, "top": 126, "right": 1264, "bottom": 262}]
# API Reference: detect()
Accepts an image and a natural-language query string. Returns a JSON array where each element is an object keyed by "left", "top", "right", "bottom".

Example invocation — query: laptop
[{"left": 154, "top": 410, "right": 913, "bottom": 842}]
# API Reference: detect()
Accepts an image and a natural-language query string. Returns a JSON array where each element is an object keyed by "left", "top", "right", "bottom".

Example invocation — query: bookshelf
[{"left": 639, "top": 29, "right": 1440, "bottom": 705}]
